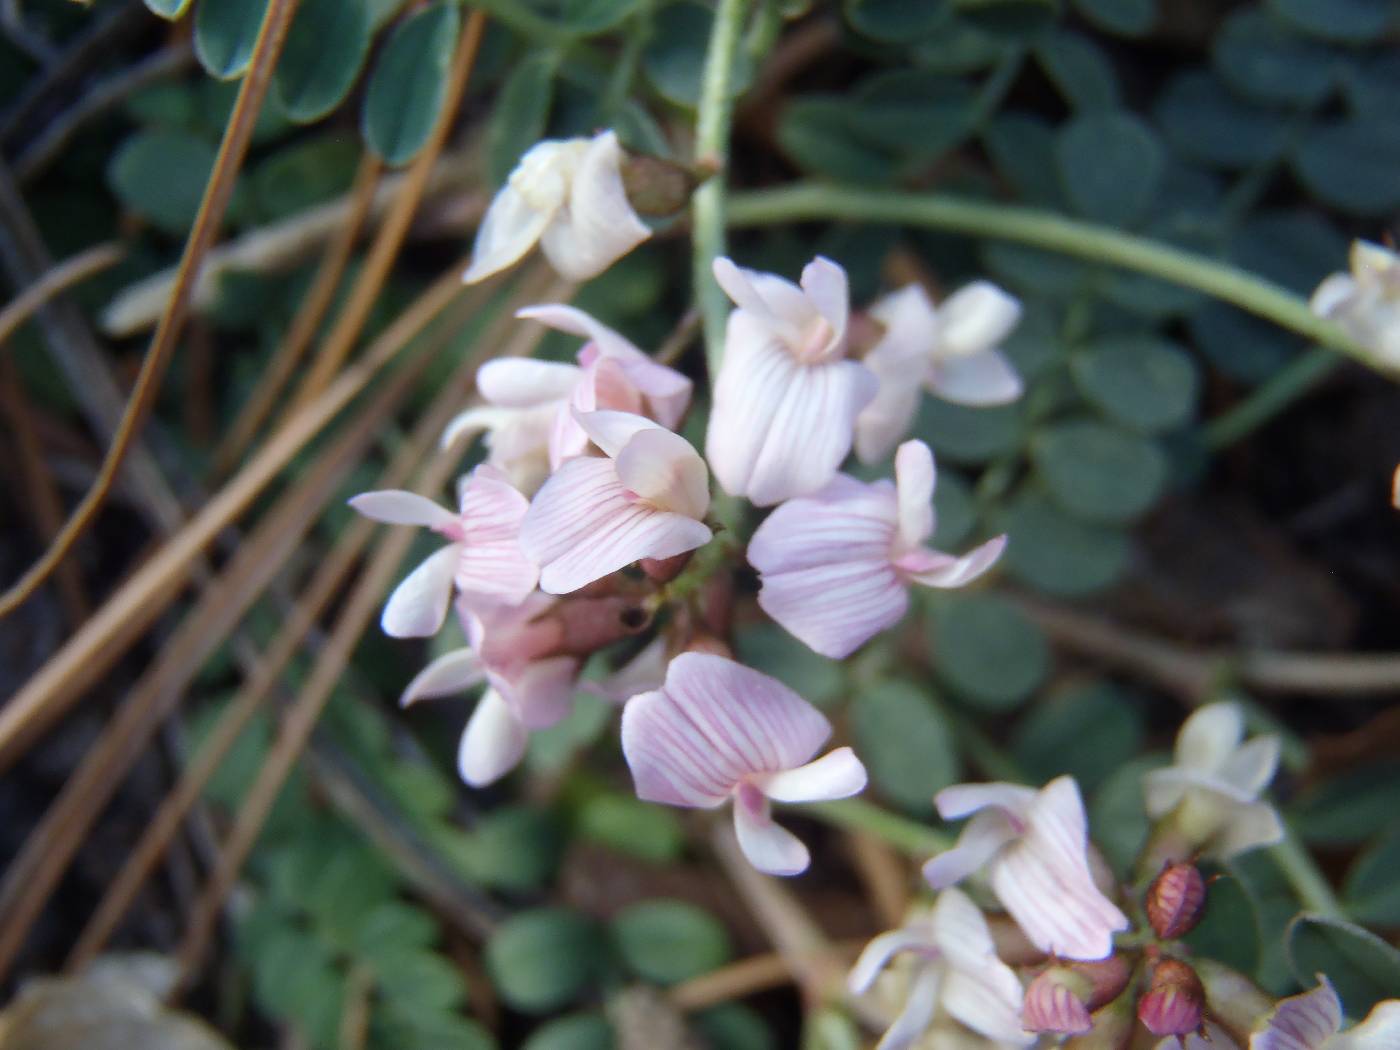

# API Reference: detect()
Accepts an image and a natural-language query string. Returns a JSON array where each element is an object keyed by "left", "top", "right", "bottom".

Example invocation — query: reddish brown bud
[
  {"left": 620, "top": 153, "right": 698, "bottom": 216},
  {"left": 1023, "top": 968, "right": 1094, "bottom": 1035},
  {"left": 641, "top": 551, "right": 692, "bottom": 583},
  {"left": 1147, "top": 861, "right": 1208, "bottom": 940},
  {"left": 1138, "top": 959, "right": 1205, "bottom": 1037},
  {"left": 551, "top": 595, "right": 650, "bottom": 655},
  {"left": 1073, "top": 955, "right": 1133, "bottom": 1012}
]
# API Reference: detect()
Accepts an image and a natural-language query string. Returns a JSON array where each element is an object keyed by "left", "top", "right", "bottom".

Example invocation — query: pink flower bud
[
  {"left": 1075, "top": 956, "right": 1133, "bottom": 1011},
  {"left": 1138, "top": 959, "right": 1205, "bottom": 1037},
  {"left": 640, "top": 551, "right": 692, "bottom": 583},
  {"left": 1147, "top": 861, "right": 1208, "bottom": 940},
  {"left": 1024, "top": 968, "right": 1094, "bottom": 1035}
]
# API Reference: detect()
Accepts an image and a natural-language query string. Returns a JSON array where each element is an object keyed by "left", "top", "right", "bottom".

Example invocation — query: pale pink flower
[
  {"left": 848, "top": 889, "right": 1033, "bottom": 1050},
  {"left": 923, "top": 776, "right": 1129, "bottom": 961},
  {"left": 400, "top": 595, "right": 578, "bottom": 787},
  {"left": 521, "top": 410, "right": 712, "bottom": 594},
  {"left": 1143, "top": 702, "right": 1283, "bottom": 859},
  {"left": 1310, "top": 241, "right": 1400, "bottom": 365},
  {"left": 583, "top": 635, "right": 669, "bottom": 703},
  {"left": 620, "top": 652, "right": 867, "bottom": 875},
  {"left": 705, "top": 255, "right": 878, "bottom": 506},
  {"left": 1251, "top": 976, "right": 1400, "bottom": 1050},
  {"left": 464, "top": 130, "right": 650, "bottom": 284},
  {"left": 855, "top": 282, "right": 1023, "bottom": 464},
  {"left": 349, "top": 466, "right": 538, "bottom": 638},
  {"left": 441, "top": 305, "right": 691, "bottom": 493},
  {"left": 747, "top": 440, "right": 1005, "bottom": 659}
]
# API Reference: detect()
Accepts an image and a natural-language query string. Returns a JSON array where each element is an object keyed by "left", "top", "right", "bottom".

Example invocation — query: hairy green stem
[
  {"left": 804, "top": 799, "right": 951, "bottom": 856},
  {"left": 1272, "top": 826, "right": 1346, "bottom": 920},
  {"left": 726, "top": 183, "right": 1375, "bottom": 370},
  {"left": 691, "top": 0, "right": 749, "bottom": 376}
]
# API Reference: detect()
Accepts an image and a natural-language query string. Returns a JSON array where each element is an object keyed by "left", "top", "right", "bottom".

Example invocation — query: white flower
[
  {"left": 1250, "top": 976, "right": 1400, "bottom": 1050},
  {"left": 1143, "top": 702, "right": 1283, "bottom": 859},
  {"left": 855, "top": 282, "right": 1023, "bottom": 464},
  {"left": 922, "top": 777, "right": 1129, "bottom": 961},
  {"left": 1310, "top": 241, "right": 1400, "bottom": 365},
  {"left": 848, "top": 889, "right": 1033, "bottom": 1050},
  {"left": 464, "top": 130, "right": 650, "bottom": 284}
]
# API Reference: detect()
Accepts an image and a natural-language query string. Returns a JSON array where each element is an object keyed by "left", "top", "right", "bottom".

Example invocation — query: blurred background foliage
[{"left": 3, "top": 0, "right": 1400, "bottom": 1047}]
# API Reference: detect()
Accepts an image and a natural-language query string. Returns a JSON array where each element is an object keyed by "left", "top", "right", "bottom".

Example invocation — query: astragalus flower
[
  {"left": 748, "top": 440, "right": 1005, "bottom": 659},
  {"left": 855, "top": 282, "right": 1023, "bottom": 464},
  {"left": 1143, "top": 702, "right": 1283, "bottom": 859},
  {"left": 705, "top": 255, "right": 878, "bottom": 506},
  {"left": 400, "top": 595, "right": 578, "bottom": 786},
  {"left": 349, "top": 466, "right": 538, "bottom": 638},
  {"left": 521, "top": 410, "right": 712, "bottom": 594},
  {"left": 620, "top": 652, "right": 867, "bottom": 875},
  {"left": 923, "top": 777, "right": 1129, "bottom": 960},
  {"left": 441, "top": 305, "right": 692, "bottom": 490},
  {"left": 848, "top": 888, "right": 1032, "bottom": 1050},
  {"left": 464, "top": 129, "right": 650, "bottom": 284},
  {"left": 1309, "top": 241, "right": 1400, "bottom": 365},
  {"left": 1251, "top": 976, "right": 1400, "bottom": 1050}
]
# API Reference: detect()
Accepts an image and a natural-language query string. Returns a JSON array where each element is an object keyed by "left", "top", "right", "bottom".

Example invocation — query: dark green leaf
[
  {"left": 1155, "top": 71, "right": 1290, "bottom": 170},
  {"left": 1181, "top": 862, "right": 1263, "bottom": 976},
  {"left": 374, "top": 950, "right": 468, "bottom": 1015},
  {"left": 1032, "top": 419, "right": 1168, "bottom": 524},
  {"left": 850, "top": 69, "right": 978, "bottom": 162},
  {"left": 524, "top": 0, "right": 641, "bottom": 35},
  {"left": 1056, "top": 111, "right": 1164, "bottom": 227},
  {"left": 274, "top": 0, "right": 372, "bottom": 122},
  {"left": 1343, "top": 823, "right": 1400, "bottom": 926},
  {"left": 523, "top": 1014, "right": 615, "bottom": 1050},
  {"left": 578, "top": 794, "right": 686, "bottom": 863},
  {"left": 1293, "top": 120, "right": 1400, "bottom": 216},
  {"left": 1071, "top": 0, "right": 1155, "bottom": 36},
  {"left": 362, "top": 2, "right": 460, "bottom": 166},
  {"left": 844, "top": 0, "right": 952, "bottom": 42},
  {"left": 999, "top": 487, "right": 1132, "bottom": 596},
  {"left": 694, "top": 1004, "right": 774, "bottom": 1050},
  {"left": 1212, "top": 9, "right": 1338, "bottom": 107},
  {"left": 982, "top": 113, "right": 1062, "bottom": 208},
  {"left": 734, "top": 623, "right": 845, "bottom": 708},
  {"left": 912, "top": 17, "right": 1008, "bottom": 73},
  {"left": 914, "top": 398, "right": 1026, "bottom": 465},
  {"left": 250, "top": 133, "right": 359, "bottom": 221},
  {"left": 486, "top": 52, "right": 558, "bottom": 187},
  {"left": 1035, "top": 30, "right": 1120, "bottom": 111},
  {"left": 932, "top": 470, "right": 977, "bottom": 548},
  {"left": 108, "top": 130, "right": 217, "bottom": 236},
  {"left": 144, "top": 0, "right": 194, "bottom": 17},
  {"left": 1071, "top": 334, "right": 1199, "bottom": 433},
  {"left": 486, "top": 908, "right": 606, "bottom": 1014},
  {"left": 1189, "top": 302, "right": 1301, "bottom": 385},
  {"left": 1011, "top": 682, "right": 1144, "bottom": 792},
  {"left": 851, "top": 680, "right": 959, "bottom": 814},
  {"left": 1267, "top": 0, "right": 1393, "bottom": 44},
  {"left": 468, "top": 805, "right": 565, "bottom": 892},
  {"left": 1289, "top": 762, "right": 1400, "bottom": 846},
  {"left": 195, "top": 0, "right": 270, "bottom": 80},
  {"left": 1090, "top": 754, "right": 1164, "bottom": 876},
  {"left": 610, "top": 900, "right": 732, "bottom": 985},
  {"left": 777, "top": 97, "right": 895, "bottom": 184},
  {"left": 642, "top": 1, "right": 754, "bottom": 108},
  {"left": 933, "top": 594, "right": 1050, "bottom": 710},
  {"left": 955, "top": 0, "right": 1059, "bottom": 38},
  {"left": 1287, "top": 915, "right": 1400, "bottom": 1015}
]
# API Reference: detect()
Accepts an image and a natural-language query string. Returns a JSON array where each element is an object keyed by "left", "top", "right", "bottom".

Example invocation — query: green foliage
[
  {"left": 643, "top": 1, "right": 754, "bottom": 108},
  {"left": 486, "top": 52, "right": 559, "bottom": 186},
  {"left": 931, "top": 594, "right": 1050, "bottom": 710},
  {"left": 523, "top": 1014, "right": 616, "bottom": 1050},
  {"left": 1031, "top": 419, "right": 1168, "bottom": 524},
  {"left": 274, "top": 0, "right": 373, "bottom": 122},
  {"left": 194, "top": 0, "right": 270, "bottom": 80},
  {"left": 362, "top": 2, "right": 461, "bottom": 166},
  {"left": 577, "top": 794, "right": 686, "bottom": 863},
  {"left": 609, "top": 900, "right": 732, "bottom": 984},
  {"left": 851, "top": 680, "right": 960, "bottom": 813},
  {"left": 1011, "top": 682, "right": 1144, "bottom": 792},
  {"left": 1287, "top": 916, "right": 1400, "bottom": 1015},
  {"left": 108, "top": 130, "right": 217, "bottom": 235},
  {"left": 485, "top": 908, "right": 609, "bottom": 1014}
]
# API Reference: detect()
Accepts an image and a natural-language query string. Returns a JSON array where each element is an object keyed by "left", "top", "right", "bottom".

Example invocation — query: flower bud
[
  {"left": 640, "top": 551, "right": 692, "bottom": 583},
  {"left": 1024, "top": 968, "right": 1094, "bottom": 1035},
  {"left": 1137, "top": 959, "right": 1205, "bottom": 1037},
  {"left": 1147, "top": 861, "right": 1208, "bottom": 940}
]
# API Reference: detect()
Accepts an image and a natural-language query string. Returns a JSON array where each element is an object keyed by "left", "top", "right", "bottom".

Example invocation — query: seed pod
[
  {"left": 1023, "top": 968, "right": 1094, "bottom": 1035},
  {"left": 1147, "top": 861, "right": 1208, "bottom": 940},
  {"left": 1138, "top": 958, "right": 1205, "bottom": 1037}
]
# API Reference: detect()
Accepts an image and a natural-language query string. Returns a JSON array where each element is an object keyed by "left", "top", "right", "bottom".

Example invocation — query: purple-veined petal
[
  {"left": 477, "top": 357, "right": 579, "bottom": 407},
  {"left": 733, "top": 785, "right": 810, "bottom": 876},
  {"left": 498, "top": 654, "right": 578, "bottom": 730},
  {"left": 937, "top": 281, "right": 1022, "bottom": 358},
  {"left": 927, "top": 349, "right": 1023, "bottom": 406},
  {"left": 895, "top": 440, "right": 937, "bottom": 548},
  {"left": 454, "top": 468, "right": 539, "bottom": 603},
  {"left": 381, "top": 544, "right": 460, "bottom": 638},
  {"left": 897, "top": 535, "right": 1007, "bottom": 589},
  {"left": 614, "top": 427, "right": 710, "bottom": 519},
  {"left": 463, "top": 184, "right": 554, "bottom": 284},
  {"left": 582, "top": 635, "right": 668, "bottom": 703},
  {"left": 516, "top": 303, "right": 647, "bottom": 362},
  {"left": 1253, "top": 977, "right": 1342, "bottom": 1050},
  {"left": 1022, "top": 970, "right": 1093, "bottom": 1035},
  {"left": 935, "top": 782, "right": 1038, "bottom": 821},
  {"left": 930, "top": 886, "right": 999, "bottom": 960},
  {"left": 756, "top": 558, "right": 909, "bottom": 659},
  {"left": 539, "top": 130, "right": 650, "bottom": 281},
  {"left": 712, "top": 256, "right": 808, "bottom": 348},
  {"left": 879, "top": 965, "right": 943, "bottom": 1050},
  {"left": 748, "top": 475, "right": 896, "bottom": 573},
  {"left": 458, "top": 688, "right": 528, "bottom": 787},
  {"left": 621, "top": 689, "right": 743, "bottom": 808},
  {"left": 799, "top": 255, "right": 850, "bottom": 360},
  {"left": 847, "top": 928, "right": 933, "bottom": 995},
  {"left": 520, "top": 456, "right": 712, "bottom": 594},
  {"left": 349, "top": 490, "right": 458, "bottom": 530},
  {"left": 400, "top": 647, "right": 484, "bottom": 706},
  {"left": 574, "top": 407, "right": 664, "bottom": 458},
  {"left": 922, "top": 810, "right": 1019, "bottom": 890},
  {"left": 942, "top": 965, "right": 1033, "bottom": 1046},
  {"left": 757, "top": 747, "right": 867, "bottom": 802}
]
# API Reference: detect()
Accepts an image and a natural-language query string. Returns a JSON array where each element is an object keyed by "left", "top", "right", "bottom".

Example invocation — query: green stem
[
  {"left": 1272, "top": 826, "right": 1346, "bottom": 920},
  {"left": 691, "top": 0, "right": 749, "bottom": 376},
  {"left": 726, "top": 183, "right": 1377, "bottom": 370},
  {"left": 803, "top": 799, "right": 951, "bottom": 856},
  {"left": 1203, "top": 347, "right": 1340, "bottom": 451}
]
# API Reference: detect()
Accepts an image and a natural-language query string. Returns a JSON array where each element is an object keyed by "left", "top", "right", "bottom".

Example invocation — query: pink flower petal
[
  {"left": 1346, "top": 998, "right": 1400, "bottom": 1049},
  {"left": 733, "top": 786, "right": 810, "bottom": 876},
  {"left": 574, "top": 408, "right": 664, "bottom": 457},
  {"left": 349, "top": 490, "right": 458, "bottom": 530},
  {"left": 757, "top": 747, "right": 867, "bottom": 802},
  {"left": 938, "top": 281, "right": 1022, "bottom": 358},
  {"left": 1023, "top": 970, "right": 1093, "bottom": 1035},
  {"left": 922, "top": 810, "right": 1019, "bottom": 889},
  {"left": 757, "top": 558, "right": 909, "bottom": 659},
  {"left": 454, "top": 467, "right": 539, "bottom": 604},
  {"left": 847, "top": 928, "right": 931, "bottom": 995},
  {"left": 897, "top": 535, "right": 1007, "bottom": 589},
  {"left": 463, "top": 183, "right": 554, "bottom": 284},
  {"left": 538, "top": 130, "right": 650, "bottom": 281},
  {"left": 458, "top": 688, "right": 528, "bottom": 787},
  {"left": 614, "top": 427, "right": 710, "bottom": 519},
  {"left": 477, "top": 357, "right": 579, "bottom": 407},
  {"left": 935, "top": 782, "right": 1037, "bottom": 821},
  {"left": 928, "top": 349, "right": 1024, "bottom": 406},
  {"left": 707, "top": 318, "right": 878, "bottom": 506},
  {"left": 895, "top": 440, "right": 937, "bottom": 548},
  {"left": 799, "top": 255, "right": 850, "bottom": 359},
  {"left": 382, "top": 544, "right": 460, "bottom": 638},
  {"left": 942, "top": 966, "right": 1033, "bottom": 1045},
  {"left": 712, "top": 257, "right": 809, "bottom": 348},
  {"left": 748, "top": 476, "right": 896, "bottom": 572},
  {"left": 400, "top": 648, "right": 484, "bottom": 706},
  {"left": 516, "top": 303, "right": 646, "bottom": 361},
  {"left": 521, "top": 456, "right": 712, "bottom": 594},
  {"left": 620, "top": 653, "right": 831, "bottom": 807},
  {"left": 498, "top": 654, "right": 578, "bottom": 730},
  {"left": 1253, "top": 977, "right": 1341, "bottom": 1050},
  {"left": 583, "top": 636, "right": 669, "bottom": 703},
  {"left": 880, "top": 966, "right": 944, "bottom": 1050}
]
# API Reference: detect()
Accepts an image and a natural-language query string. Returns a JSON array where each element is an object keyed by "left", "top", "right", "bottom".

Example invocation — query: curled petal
[
  {"left": 400, "top": 648, "right": 484, "bottom": 706},
  {"left": 539, "top": 130, "right": 650, "bottom": 281},
  {"left": 574, "top": 407, "right": 664, "bottom": 458},
  {"left": 878, "top": 965, "right": 944, "bottom": 1050},
  {"left": 897, "top": 535, "right": 1007, "bottom": 589},
  {"left": 927, "top": 349, "right": 1023, "bottom": 406},
  {"left": 757, "top": 747, "right": 867, "bottom": 802},
  {"left": 848, "top": 928, "right": 932, "bottom": 995},
  {"left": 942, "top": 966, "right": 1034, "bottom": 1045},
  {"left": 463, "top": 183, "right": 554, "bottom": 284},
  {"left": 1219, "top": 735, "right": 1281, "bottom": 797},
  {"left": 1310, "top": 273, "right": 1359, "bottom": 318},
  {"left": 935, "top": 782, "right": 1038, "bottom": 822},
  {"left": 894, "top": 440, "right": 937, "bottom": 548},
  {"left": 517, "top": 302, "right": 647, "bottom": 361},
  {"left": 1252, "top": 977, "right": 1341, "bottom": 1050},
  {"left": 938, "top": 281, "right": 1022, "bottom": 358},
  {"left": 1176, "top": 702, "right": 1246, "bottom": 774},
  {"left": 382, "top": 545, "right": 459, "bottom": 638},
  {"left": 349, "top": 490, "right": 457, "bottom": 531},
  {"left": 713, "top": 256, "right": 810, "bottom": 348},
  {"left": 1213, "top": 800, "right": 1284, "bottom": 858},
  {"left": 614, "top": 427, "right": 710, "bottom": 519},
  {"left": 799, "top": 255, "right": 850, "bottom": 359},
  {"left": 733, "top": 787, "right": 810, "bottom": 876},
  {"left": 477, "top": 357, "right": 580, "bottom": 407},
  {"left": 583, "top": 635, "right": 669, "bottom": 704},
  {"left": 458, "top": 688, "right": 528, "bottom": 787},
  {"left": 922, "top": 810, "right": 1019, "bottom": 890},
  {"left": 501, "top": 654, "right": 579, "bottom": 730}
]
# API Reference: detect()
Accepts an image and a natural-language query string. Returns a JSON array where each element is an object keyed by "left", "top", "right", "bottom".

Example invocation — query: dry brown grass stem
[
  {"left": 212, "top": 153, "right": 385, "bottom": 476},
  {"left": 668, "top": 941, "right": 865, "bottom": 1012},
  {"left": 0, "top": 241, "right": 124, "bottom": 348},
  {"left": 172, "top": 281, "right": 566, "bottom": 990},
  {"left": 68, "top": 266, "right": 559, "bottom": 970},
  {"left": 0, "top": 0, "right": 303, "bottom": 619},
  {"left": 0, "top": 262, "right": 470, "bottom": 772},
  {"left": 290, "top": 9, "right": 487, "bottom": 408}
]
